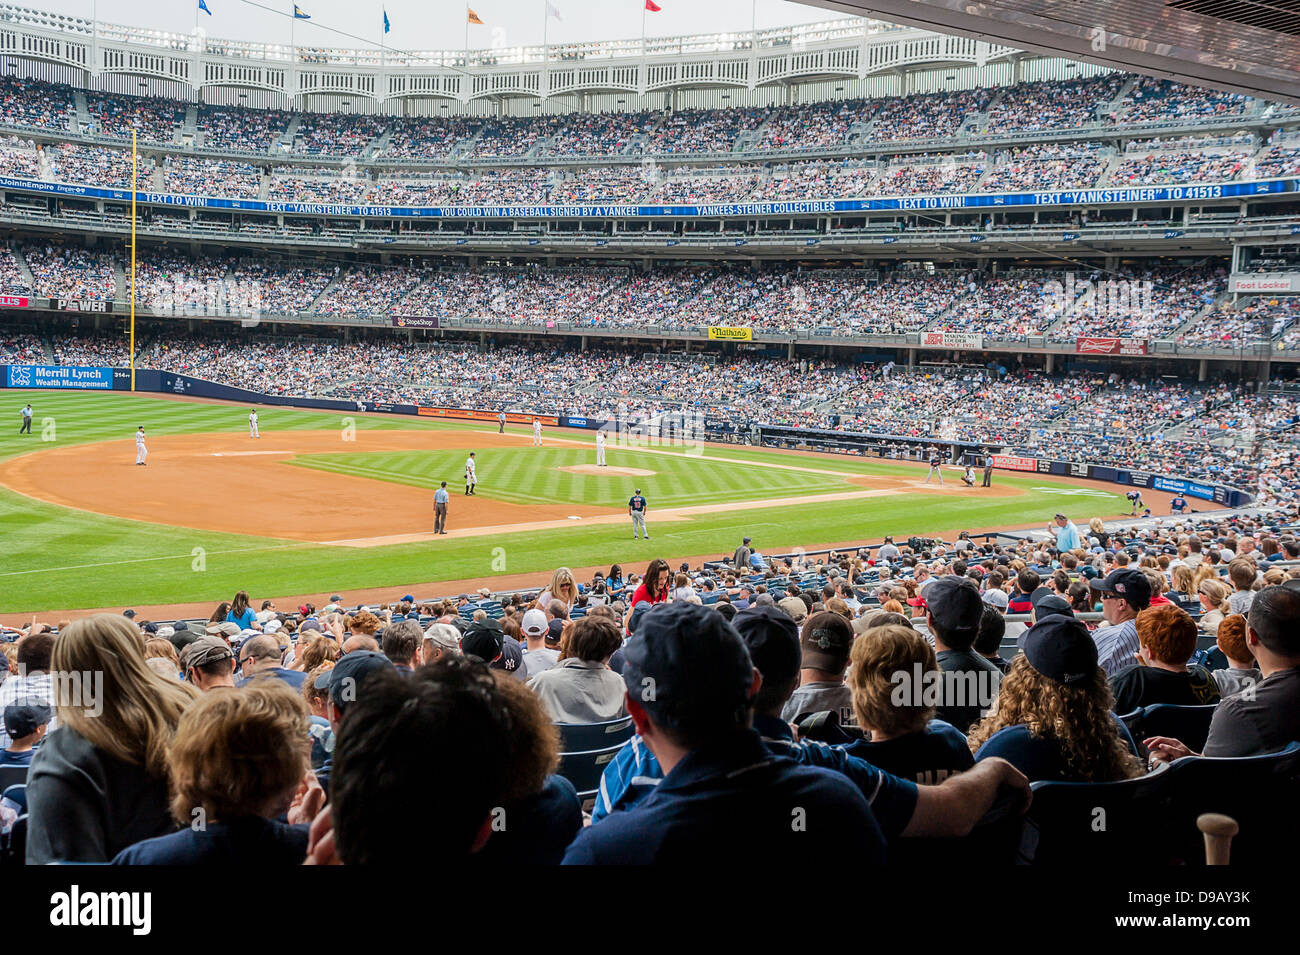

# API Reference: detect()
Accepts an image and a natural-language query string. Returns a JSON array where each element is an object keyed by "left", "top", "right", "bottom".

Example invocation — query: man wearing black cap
[
  {"left": 312, "top": 650, "right": 396, "bottom": 794},
  {"left": 567, "top": 603, "right": 1032, "bottom": 862},
  {"left": 461, "top": 617, "right": 527, "bottom": 681},
  {"left": 1088, "top": 568, "right": 1151, "bottom": 677},
  {"left": 926, "top": 576, "right": 1002, "bottom": 733},
  {"left": 564, "top": 602, "right": 886, "bottom": 864}
]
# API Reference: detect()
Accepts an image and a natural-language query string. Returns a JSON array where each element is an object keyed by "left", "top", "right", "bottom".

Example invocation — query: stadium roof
[{"left": 803, "top": 0, "right": 1300, "bottom": 105}]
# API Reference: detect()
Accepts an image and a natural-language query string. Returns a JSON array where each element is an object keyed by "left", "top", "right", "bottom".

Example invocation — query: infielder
[
  {"left": 498, "top": 411, "right": 506, "bottom": 434},
  {"left": 924, "top": 448, "right": 944, "bottom": 485},
  {"left": 533, "top": 418, "right": 543, "bottom": 446},
  {"left": 595, "top": 428, "right": 607, "bottom": 466},
  {"left": 135, "top": 426, "right": 148, "bottom": 466},
  {"left": 19, "top": 403, "right": 32, "bottom": 435},
  {"left": 465, "top": 452, "right": 477, "bottom": 495},
  {"left": 628, "top": 488, "right": 648, "bottom": 539},
  {"left": 1127, "top": 489, "right": 1144, "bottom": 516},
  {"left": 434, "top": 481, "right": 450, "bottom": 534},
  {"left": 249, "top": 409, "right": 260, "bottom": 439}
]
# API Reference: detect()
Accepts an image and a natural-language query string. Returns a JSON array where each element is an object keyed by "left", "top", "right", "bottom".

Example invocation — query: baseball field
[{"left": 0, "top": 388, "right": 1151, "bottom": 618}]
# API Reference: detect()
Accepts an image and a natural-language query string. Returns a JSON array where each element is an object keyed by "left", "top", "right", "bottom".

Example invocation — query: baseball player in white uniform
[
  {"left": 595, "top": 428, "right": 607, "bottom": 467},
  {"left": 249, "top": 409, "right": 260, "bottom": 439},
  {"left": 533, "top": 418, "right": 542, "bottom": 447},
  {"left": 135, "top": 426, "right": 148, "bottom": 466},
  {"left": 464, "top": 452, "right": 477, "bottom": 495}
]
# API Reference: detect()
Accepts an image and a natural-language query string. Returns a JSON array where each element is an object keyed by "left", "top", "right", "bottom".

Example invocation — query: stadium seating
[{"left": 554, "top": 717, "right": 636, "bottom": 802}]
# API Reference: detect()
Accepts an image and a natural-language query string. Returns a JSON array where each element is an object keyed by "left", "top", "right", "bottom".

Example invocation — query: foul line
[{"left": 0, "top": 541, "right": 321, "bottom": 578}]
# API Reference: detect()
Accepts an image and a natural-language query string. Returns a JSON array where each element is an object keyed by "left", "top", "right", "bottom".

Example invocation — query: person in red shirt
[{"left": 630, "top": 559, "right": 671, "bottom": 608}]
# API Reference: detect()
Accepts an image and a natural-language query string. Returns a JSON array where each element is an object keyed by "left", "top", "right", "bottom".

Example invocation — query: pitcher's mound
[{"left": 560, "top": 464, "right": 657, "bottom": 478}]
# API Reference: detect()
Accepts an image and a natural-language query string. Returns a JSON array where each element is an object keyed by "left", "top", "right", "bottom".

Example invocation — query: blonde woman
[
  {"left": 26, "top": 613, "right": 198, "bottom": 863},
  {"left": 1196, "top": 578, "right": 1230, "bottom": 635},
  {"left": 538, "top": 567, "right": 578, "bottom": 609},
  {"left": 144, "top": 638, "right": 182, "bottom": 681}
]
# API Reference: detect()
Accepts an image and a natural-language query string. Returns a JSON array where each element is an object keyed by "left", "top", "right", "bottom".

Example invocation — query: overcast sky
[{"left": 38, "top": 1, "right": 867, "bottom": 50}]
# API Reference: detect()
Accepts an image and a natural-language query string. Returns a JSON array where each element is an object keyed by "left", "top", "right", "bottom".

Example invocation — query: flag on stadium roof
[
  {"left": 383, "top": 8, "right": 390, "bottom": 33},
  {"left": 198, "top": 0, "right": 212, "bottom": 15},
  {"left": 293, "top": 4, "right": 310, "bottom": 19},
  {"left": 546, "top": 1, "right": 562, "bottom": 20},
  {"left": 468, "top": 7, "right": 484, "bottom": 24},
  {"left": 645, "top": 0, "right": 661, "bottom": 11}
]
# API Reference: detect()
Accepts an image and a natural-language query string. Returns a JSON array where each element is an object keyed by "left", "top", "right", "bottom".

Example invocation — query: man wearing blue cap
[
  {"left": 569, "top": 603, "right": 1031, "bottom": 862},
  {"left": 312, "top": 650, "right": 396, "bottom": 794}
]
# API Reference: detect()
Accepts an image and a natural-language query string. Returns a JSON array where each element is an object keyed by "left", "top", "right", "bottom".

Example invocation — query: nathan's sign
[
  {"left": 992, "top": 454, "right": 1037, "bottom": 472},
  {"left": 707, "top": 326, "right": 753, "bottom": 342},
  {"left": 0, "top": 295, "right": 29, "bottom": 308},
  {"left": 1076, "top": 337, "right": 1148, "bottom": 355},
  {"left": 921, "top": 331, "right": 983, "bottom": 348}
]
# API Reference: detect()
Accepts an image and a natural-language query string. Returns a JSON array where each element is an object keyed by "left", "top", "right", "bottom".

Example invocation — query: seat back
[
  {"left": 0, "top": 814, "right": 26, "bottom": 866},
  {"left": 1, "top": 783, "right": 26, "bottom": 813},
  {"left": 1166, "top": 742, "right": 1300, "bottom": 864},
  {"left": 1140, "top": 703, "right": 1218, "bottom": 753},
  {"left": 0, "top": 765, "right": 28, "bottom": 792},
  {"left": 555, "top": 716, "right": 636, "bottom": 799},
  {"left": 1018, "top": 762, "right": 1175, "bottom": 865}
]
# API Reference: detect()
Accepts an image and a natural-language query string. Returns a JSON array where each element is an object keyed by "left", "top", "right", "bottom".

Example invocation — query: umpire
[
  {"left": 982, "top": 452, "right": 993, "bottom": 488},
  {"left": 434, "top": 481, "right": 450, "bottom": 535}
]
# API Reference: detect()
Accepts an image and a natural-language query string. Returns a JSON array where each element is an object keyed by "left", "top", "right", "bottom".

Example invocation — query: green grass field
[{"left": 0, "top": 389, "right": 1125, "bottom": 614}]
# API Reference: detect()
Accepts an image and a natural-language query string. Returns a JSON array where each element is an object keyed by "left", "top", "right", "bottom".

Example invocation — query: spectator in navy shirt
[
  {"left": 1, "top": 703, "right": 51, "bottom": 767},
  {"left": 969, "top": 614, "right": 1144, "bottom": 783},
  {"left": 844, "top": 624, "right": 975, "bottom": 784},
  {"left": 114, "top": 680, "right": 321, "bottom": 865},
  {"left": 1108, "top": 603, "right": 1220, "bottom": 714}
]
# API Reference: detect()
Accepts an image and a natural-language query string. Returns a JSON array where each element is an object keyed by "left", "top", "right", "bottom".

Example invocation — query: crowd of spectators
[
  {"left": 872, "top": 88, "right": 993, "bottom": 142},
  {"left": 982, "top": 75, "right": 1125, "bottom": 134},
  {"left": 84, "top": 91, "right": 184, "bottom": 146},
  {"left": 1122, "top": 79, "right": 1255, "bottom": 125},
  {"left": 197, "top": 105, "right": 291, "bottom": 154},
  {"left": 22, "top": 244, "right": 117, "bottom": 301},
  {"left": 1110, "top": 146, "right": 1251, "bottom": 186},
  {"left": 979, "top": 144, "right": 1105, "bottom": 192},
  {"left": 163, "top": 155, "right": 262, "bottom": 199},
  {"left": 0, "top": 76, "right": 74, "bottom": 132},
  {"left": 45, "top": 142, "right": 152, "bottom": 189}
]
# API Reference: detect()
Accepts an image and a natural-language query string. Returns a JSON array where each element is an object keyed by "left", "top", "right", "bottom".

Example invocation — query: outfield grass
[
  {"left": 0, "top": 389, "right": 1125, "bottom": 613},
  {"left": 289, "top": 447, "right": 856, "bottom": 507}
]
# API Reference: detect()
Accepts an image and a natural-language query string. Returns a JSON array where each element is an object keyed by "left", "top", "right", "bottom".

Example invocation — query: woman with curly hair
[{"left": 969, "top": 614, "right": 1144, "bottom": 783}]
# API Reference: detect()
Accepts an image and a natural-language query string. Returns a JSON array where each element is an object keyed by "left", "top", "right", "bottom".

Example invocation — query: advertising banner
[
  {"left": 1076, "top": 337, "right": 1149, "bottom": 355},
  {"left": 5, "top": 364, "right": 113, "bottom": 390},
  {"left": 391, "top": 316, "right": 440, "bottom": 329},
  {"left": 51, "top": 299, "right": 113, "bottom": 313},
  {"left": 921, "top": 331, "right": 983, "bottom": 349},
  {"left": 707, "top": 326, "right": 753, "bottom": 342},
  {"left": 992, "top": 454, "right": 1037, "bottom": 472},
  {"left": 0, "top": 295, "right": 29, "bottom": 308},
  {"left": 1229, "top": 274, "right": 1299, "bottom": 294},
  {"left": 417, "top": 406, "right": 558, "bottom": 426}
]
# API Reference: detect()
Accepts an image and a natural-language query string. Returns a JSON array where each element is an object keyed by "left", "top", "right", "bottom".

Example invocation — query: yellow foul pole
[{"left": 130, "top": 128, "right": 136, "bottom": 392}]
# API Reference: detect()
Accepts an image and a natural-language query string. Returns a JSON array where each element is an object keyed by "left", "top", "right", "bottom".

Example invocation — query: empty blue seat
[
  {"left": 554, "top": 716, "right": 636, "bottom": 801},
  {"left": 1139, "top": 703, "right": 1219, "bottom": 753}
]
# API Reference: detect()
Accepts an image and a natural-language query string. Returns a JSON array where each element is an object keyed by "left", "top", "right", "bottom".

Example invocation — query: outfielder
[
  {"left": 249, "top": 409, "right": 260, "bottom": 438},
  {"left": 135, "top": 426, "right": 148, "bottom": 466},
  {"left": 924, "top": 448, "right": 944, "bottom": 485},
  {"left": 595, "top": 428, "right": 607, "bottom": 466},
  {"left": 533, "top": 418, "right": 543, "bottom": 447},
  {"left": 628, "top": 488, "right": 648, "bottom": 539},
  {"left": 465, "top": 452, "right": 477, "bottom": 495}
]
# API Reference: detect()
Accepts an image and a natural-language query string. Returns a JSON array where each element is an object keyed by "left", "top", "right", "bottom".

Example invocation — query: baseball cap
[
  {"left": 924, "top": 576, "right": 984, "bottom": 639},
  {"left": 183, "top": 636, "right": 235, "bottom": 669},
  {"left": 3, "top": 703, "right": 53, "bottom": 739},
  {"left": 401, "top": 595, "right": 415, "bottom": 604},
  {"left": 521, "top": 608, "right": 548, "bottom": 637},
  {"left": 1022, "top": 614, "right": 1098, "bottom": 685},
  {"left": 461, "top": 619, "right": 505, "bottom": 664},
  {"left": 777, "top": 595, "right": 809, "bottom": 624},
  {"left": 1088, "top": 568, "right": 1152, "bottom": 610},
  {"left": 312, "top": 650, "right": 394, "bottom": 708},
  {"left": 123, "top": 609, "right": 137, "bottom": 619},
  {"left": 156, "top": 625, "right": 175, "bottom": 639},
  {"left": 1031, "top": 593, "right": 1074, "bottom": 618},
  {"left": 299, "top": 618, "right": 322, "bottom": 634},
  {"left": 622, "top": 602, "right": 754, "bottom": 730},
  {"left": 799, "top": 611, "right": 854, "bottom": 672},
  {"left": 546, "top": 618, "right": 565, "bottom": 644},
  {"left": 731, "top": 605, "right": 801, "bottom": 689},
  {"left": 981, "top": 588, "right": 1009, "bottom": 610},
  {"left": 423, "top": 623, "right": 461, "bottom": 653}
]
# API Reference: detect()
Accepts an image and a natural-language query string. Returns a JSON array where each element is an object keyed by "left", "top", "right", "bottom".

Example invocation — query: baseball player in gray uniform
[{"left": 628, "top": 488, "right": 648, "bottom": 539}]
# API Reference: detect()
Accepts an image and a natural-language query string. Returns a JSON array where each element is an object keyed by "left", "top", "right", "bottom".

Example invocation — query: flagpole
[
  {"left": 465, "top": 3, "right": 470, "bottom": 57},
  {"left": 641, "top": 0, "right": 646, "bottom": 59}
]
